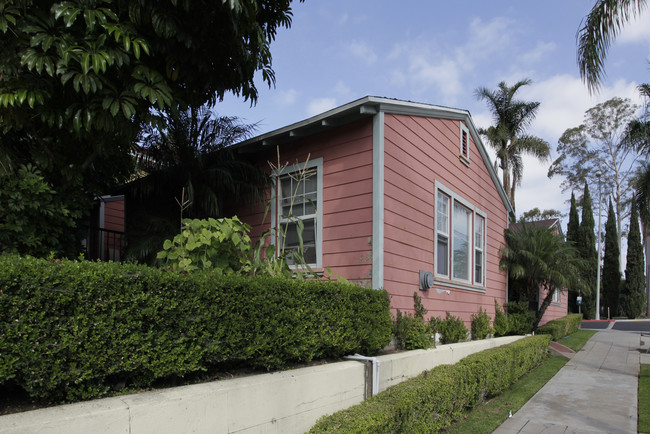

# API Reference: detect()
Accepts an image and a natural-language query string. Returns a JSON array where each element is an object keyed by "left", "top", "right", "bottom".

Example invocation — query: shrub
[
  {"left": 0, "top": 164, "right": 80, "bottom": 258},
  {"left": 493, "top": 299, "right": 510, "bottom": 336},
  {"left": 438, "top": 312, "right": 468, "bottom": 344},
  {"left": 0, "top": 254, "right": 393, "bottom": 402},
  {"left": 537, "top": 314, "right": 583, "bottom": 340},
  {"left": 471, "top": 307, "right": 493, "bottom": 340},
  {"left": 156, "top": 217, "right": 252, "bottom": 273},
  {"left": 393, "top": 311, "right": 433, "bottom": 350},
  {"left": 310, "top": 335, "right": 551, "bottom": 433},
  {"left": 393, "top": 293, "right": 434, "bottom": 350},
  {"left": 505, "top": 301, "right": 535, "bottom": 335}
]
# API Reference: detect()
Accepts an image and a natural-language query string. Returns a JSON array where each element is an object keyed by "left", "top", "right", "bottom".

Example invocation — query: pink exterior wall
[
  {"left": 237, "top": 119, "right": 375, "bottom": 285},
  {"left": 383, "top": 114, "right": 509, "bottom": 327},
  {"left": 538, "top": 288, "right": 569, "bottom": 326}
]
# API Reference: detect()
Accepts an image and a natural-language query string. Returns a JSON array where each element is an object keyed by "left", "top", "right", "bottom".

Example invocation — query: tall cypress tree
[
  {"left": 566, "top": 192, "right": 581, "bottom": 312},
  {"left": 566, "top": 192, "right": 581, "bottom": 245},
  {"left": 602, "top": 199, "right": 620, "bottom": 317},
  {"left": 623, "top": 200, "right": 646, "bottom": 318},
  {"left": 578, "top": 184, "right": 598, "bottom": 319}
]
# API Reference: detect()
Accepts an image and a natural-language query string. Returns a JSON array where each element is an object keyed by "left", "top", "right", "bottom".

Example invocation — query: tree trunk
[{"left": 533, "top": 284, "right": 556, "bottom": 331}]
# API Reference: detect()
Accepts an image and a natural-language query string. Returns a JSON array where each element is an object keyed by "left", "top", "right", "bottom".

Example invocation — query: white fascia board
[
  {"left": 463, "top": 117, "right": 515, "bottom": 220},
  {"left": 235, "top": 95, "right": 514, "bottom": 221}
]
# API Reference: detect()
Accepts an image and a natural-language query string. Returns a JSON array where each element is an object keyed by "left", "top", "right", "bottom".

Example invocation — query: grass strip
[
  {"left": 445, "top": 330, "right": 596, "bottom": 433},
  {"left": 640, "top": 364, "right": 650, "bottom": 433},
  {"left": 555, "top": 329, "right": 597, "bottom": 352},
  {"left": 444, "top": 356, "right": 568, "bottom": 433}
]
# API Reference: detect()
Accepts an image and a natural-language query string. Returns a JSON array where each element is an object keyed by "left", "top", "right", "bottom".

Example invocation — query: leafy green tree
[
  {"left": 577, "top": 0, "right": 648, "bottom": 93},
  {"left": 549, "top": 97, "right": 641, "bottom": 250},
  {"left": 602, "top": 199, "right": 621, "bottom": 316},
  {"left": 500, "top": 222, "right": 585, "bottom": 330},
  {"left": 578, "top": 184, "right": 598, "bottom": 318},
  {"left": 566, "top": 192, "right": 582, "bottom": 312},
  {"left": 623, "top": 200, "right": 647, "bottom": 317},
  {"left": 520, "top": 208, "right": 563, "bottom": 222},
  {"left": 0, "top": 164, "right": 79, "bottom": 257},
  {"left": 474, "top": 79, "right": 550, "bottom": 210},
  {"left": 0, "top": 0, "right": 299, "bottom": 254}
]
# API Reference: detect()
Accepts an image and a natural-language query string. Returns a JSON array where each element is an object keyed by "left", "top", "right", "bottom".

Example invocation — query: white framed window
[
  {"left": 272, "top": 158, "right": 323, "bottom": 268},
  {"left": 436, "top": 191, "right": 450, "bottom": 277},
  {"left": 435, "top": 181, "right": 486, "bottom": 289},
  {"left": 460, "top": 122, "right": 470, "bottom": 162},
  {"left": 552, "top": 288, "right": 561, "bottom": 304},
  {"left": 474, "top": 214, "right": 485, "bottom": 285},
  {"left": 452, "top": 202, "right": 471, "bottom": 281}
]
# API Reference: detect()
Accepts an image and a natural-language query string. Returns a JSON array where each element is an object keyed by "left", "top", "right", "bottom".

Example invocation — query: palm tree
[
  {"left": 577, "top": 0, "right": 648, "bottom": 94},
  {"left": 124, "top": 105, "right": 268, "bottom": 261},
  {"left": 475, "top": 79, "right": 550, "bottom": 210},
  {"left": 500, "top": 223, "right": 585, "bottom": 330}
]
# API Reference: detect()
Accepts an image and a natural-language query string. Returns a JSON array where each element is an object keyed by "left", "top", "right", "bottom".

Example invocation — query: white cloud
[
  {"left": 333, "top": 81, "right": 353, "bottom": 99},
  {"left": 618, "top": 10, "right": 650, "bottom": 44},
  {"left": 521, "top": 41, "right": 556, "bottom": 64},
  {"left": 385, "top": 16, "right": 516, "bottom": 105},
  {"left": 518, "top": 74, "right": 643, "bottom": 141},
  {"left": 409, "top": 55, "right": 463, "bottom": 102},
  {"left": 306, "top": 97, "right": 337, "bottom": 116},
  {"left": 274, "top": 88, "right": 298, "bottom": 106},
  {"left": 338, "top": 12, "right": 349, "bottom": 26},
  {"left": 348, "top": 41, "right": 378, "bottom": 65},
  {"left": 463, "top": 17, "right": 514, "bottom": 63}
]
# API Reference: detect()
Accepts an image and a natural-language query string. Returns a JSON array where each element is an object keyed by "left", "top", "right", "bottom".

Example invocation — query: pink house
[{"left": 233, "top": 96, "right": 562, "bottom": 327}]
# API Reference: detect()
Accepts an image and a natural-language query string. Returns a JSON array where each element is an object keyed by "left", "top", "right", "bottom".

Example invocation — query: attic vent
[{"left": 460, "top": 123, "right": 470, "bottom": 163}]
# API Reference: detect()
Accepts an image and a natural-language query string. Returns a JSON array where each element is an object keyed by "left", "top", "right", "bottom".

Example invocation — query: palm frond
[{"left": 577, "top": 0, "right": 647, "bottom": 94}]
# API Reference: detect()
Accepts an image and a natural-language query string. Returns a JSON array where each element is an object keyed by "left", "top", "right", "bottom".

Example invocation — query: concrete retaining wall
[{"left": 0, "top": 336, "right": 524, "bottom": 434}]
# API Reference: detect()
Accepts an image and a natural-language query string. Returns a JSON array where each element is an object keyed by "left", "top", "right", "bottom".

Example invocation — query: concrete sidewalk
[{"left": 494, "top": 330, "right": 642, "bottom": 434}]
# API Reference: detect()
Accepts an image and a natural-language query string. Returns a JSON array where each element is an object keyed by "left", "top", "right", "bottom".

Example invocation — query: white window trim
[
  {"left": 474, "top": 214, "right": 485, "bottom": 286},
  {"left": 459, "top": 122, "right": 470, "bottom": 164},
  {"left": 435, "top": 191, "right": 450, "bottom": 278},
  {"left": 271, "top": 157, "right": 323, "bottom": 268},
  {"left": 435, "top": 181, "right": 486, "bottom": 290}
]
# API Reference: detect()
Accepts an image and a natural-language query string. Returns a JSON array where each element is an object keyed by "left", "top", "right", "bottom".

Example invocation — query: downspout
[
  {"left": 98, "top": 197, "right": 106, "bottom": 261},
  {"left": 344, "top": 354, "right": 380, "bottom": 399},
  {"left": 372, "top": 111, "right": 385, "bottom": 290}
]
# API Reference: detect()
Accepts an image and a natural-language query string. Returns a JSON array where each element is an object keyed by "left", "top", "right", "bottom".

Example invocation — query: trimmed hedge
[
  {"left": 536, "top": 314, "right": 583, "bottom": 340},
  {"left": 0, "top": 254, "right": 392, "bottom": 402},
  {"left": 309, "top": 335, "right": 551, "bottom": 433}
]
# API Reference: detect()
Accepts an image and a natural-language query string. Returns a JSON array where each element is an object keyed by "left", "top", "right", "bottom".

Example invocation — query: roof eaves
[{"left": 233, "top": 95, "right": 515, "bottom": 219}]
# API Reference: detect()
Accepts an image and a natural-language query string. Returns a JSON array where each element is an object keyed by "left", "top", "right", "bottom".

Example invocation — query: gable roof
[
  {"left": 510, "top": 218, "right": 561, "bottom": 232},
  {"left": 234, "top": 96, "right": 515, "bottom": 219}
]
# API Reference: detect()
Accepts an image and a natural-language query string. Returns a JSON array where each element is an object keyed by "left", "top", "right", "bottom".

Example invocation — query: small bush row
[
  {"left": 393, "top": 295, "right": 517, "bottom": 350},
  {"left": 393, "top": 294, "right": 472, "bottom": 350},
  {"left": 536, "top": 314, "right": 583, "bottom": 340},
  {"left": 309, "top": 334, "right": 551, "bottom": 433},
  {"left": 0, "top": 254, "right": 393, "bottom": 402}
]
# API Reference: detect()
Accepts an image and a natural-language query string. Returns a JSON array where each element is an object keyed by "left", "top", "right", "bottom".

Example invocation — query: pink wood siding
[
  {"left": 383, "top": 114, "right": 509, "bottom": 327},
  {"left": 103, "top": 200, "right": 125, "bottom": 232},
  {"left": 539, "top": 288, "right": 569, "bottom": 326},
  {"left": 237, "top": 119, "right": 374, "bottom": 285}
]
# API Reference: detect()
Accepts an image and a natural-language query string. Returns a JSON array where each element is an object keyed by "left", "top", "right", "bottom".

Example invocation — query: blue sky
[{"left": 217, "top": 1, "right": 650, "bottom": 223}]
